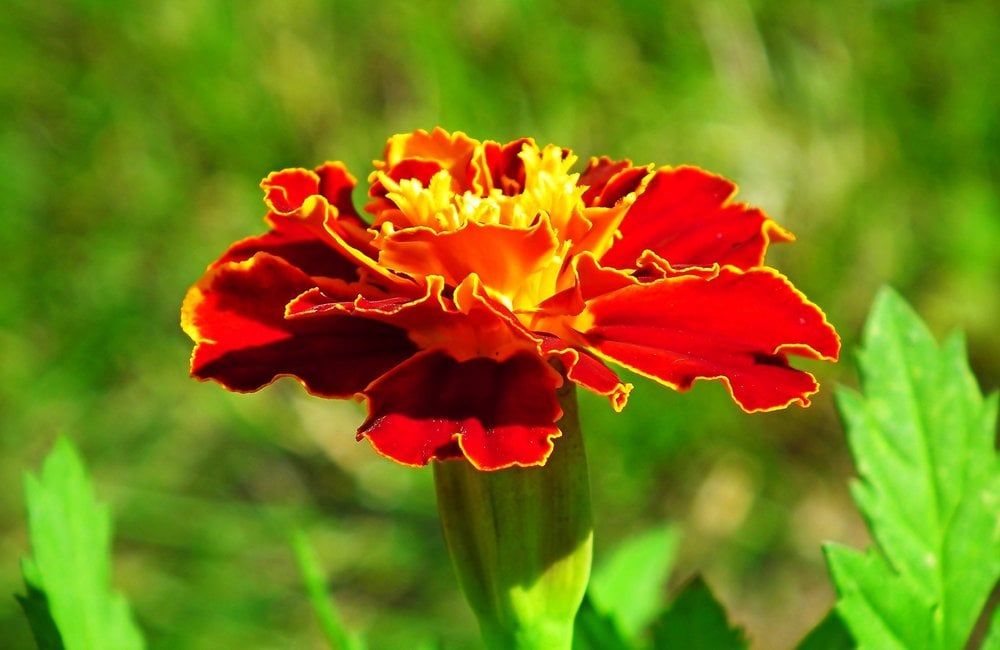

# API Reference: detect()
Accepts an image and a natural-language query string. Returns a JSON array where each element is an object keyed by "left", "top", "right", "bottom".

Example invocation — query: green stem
[{"left": 434, "top": 380, "right": 593, "bottom": 650}]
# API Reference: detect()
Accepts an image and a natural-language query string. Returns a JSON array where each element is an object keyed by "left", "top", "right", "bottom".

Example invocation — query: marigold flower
[{"left": 182, "top": 128, "right": 840, "bottom": 471}]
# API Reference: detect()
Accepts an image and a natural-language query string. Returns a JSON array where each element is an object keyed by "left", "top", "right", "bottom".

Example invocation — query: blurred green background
[{"left": 2, "top": 0, "right": 998, "bottom": 648}]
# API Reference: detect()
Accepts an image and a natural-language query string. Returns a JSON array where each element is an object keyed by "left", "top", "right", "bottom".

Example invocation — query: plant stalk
[{"left": 434, "top": 380, "right": 593, "bottom": 650}]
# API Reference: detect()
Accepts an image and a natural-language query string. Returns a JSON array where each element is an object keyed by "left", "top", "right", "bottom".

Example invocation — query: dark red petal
[
  {"left": 182, "top": 253, "right": 416, "bottom": 396},
  {"left": 262, "top": 174, "right": 417, "bottom": 295},
  {"left": 212, "top": 218, "right": 361, "bottom": 282},
  {"left": 483, "top": 137, "right": 531, "bottom": 195},
  {"left": 601, "top": 167, "right": 794, "bottom": 271},
  {"left": 580, "top": 266, "right": 840, "bottom": 412},
  {"left": 580, "top": 157, "right": 648, "bottom": 207},
  {"left": 289, "top": 274, "right": 541, "bottom": 365},
  {"left": 580, "top": 157, "right": 630, "bottom": 201},
  {"left": 358, "top": 350, "right": 563, "bottom": 470},
  {"left": 259, "top": 164, "right": 390, "bottom": 282},
  {"left": 315, "top": 162, "right": 361, "bottom": 218}
]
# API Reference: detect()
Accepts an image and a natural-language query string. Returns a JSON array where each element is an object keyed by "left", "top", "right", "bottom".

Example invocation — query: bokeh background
[{"left": 2, "top": 1, "right": 998, "bottom": 648}]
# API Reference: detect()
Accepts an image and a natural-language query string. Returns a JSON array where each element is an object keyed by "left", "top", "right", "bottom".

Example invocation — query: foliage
[
  {"left": 18, "top": 438, "right": 145, "bottom": 650},
  {"left": 649, "top": 577, "right": 749, "bottom": 650},
  {"left": 794, "top": 610, "right": 853, "bottom": 650},
  {"left": 291, "top": 530, "right": 366, "bottom": 650},
  {"left": 825, "top": 289, "right": 1000, "bottom": 649},
  {"left": 588, "top": 524, "right": 679, "bottom": 641}
]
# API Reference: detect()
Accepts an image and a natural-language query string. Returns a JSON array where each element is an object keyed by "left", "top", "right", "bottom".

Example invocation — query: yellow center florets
[
  {"left": 367, "top": 141, "right": 636, "bottom": 323},
  {"left": 374, "top": 144, "right": 587, "bottom": 238}
]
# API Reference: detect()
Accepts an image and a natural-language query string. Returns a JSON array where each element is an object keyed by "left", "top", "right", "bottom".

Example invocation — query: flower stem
[{"left": 433, "top": 380, "right": 593, "bottom": 650}]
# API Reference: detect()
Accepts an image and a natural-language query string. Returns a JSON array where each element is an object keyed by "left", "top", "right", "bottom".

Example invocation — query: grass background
[{"left": 2, "top": 1, "right": 997, "bottom": 648}]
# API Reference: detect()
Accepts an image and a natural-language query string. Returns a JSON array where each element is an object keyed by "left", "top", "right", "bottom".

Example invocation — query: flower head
[{"left": 182, "top": 128, "right": 840, "bottom": 470}]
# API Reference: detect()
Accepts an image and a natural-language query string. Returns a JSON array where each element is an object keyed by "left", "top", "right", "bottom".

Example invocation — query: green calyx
[{"left": 433, "top": 381, "right": 593, "bottom": 650}]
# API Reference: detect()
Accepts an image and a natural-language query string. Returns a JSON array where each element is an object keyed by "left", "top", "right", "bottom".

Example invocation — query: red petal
[
  {"left": 573, "top": 252, "right": 638, "bottom": 300},
  {"left": 537, "top": 334, "right": 632, "bottom": 411},
  {"left": 581, "top": 266, "right": 840, "bottom": 412},
  {"left": 259, "top": 165, "right": 398, "bottom": 282},
  {"left": 580, "top": 157, "right": 648, "bottom": 207},
  {"left": 262, "top": 170, "right": 418, "bottom": 295},
  {"left": 261, "top": 168, "right": 320, "bottom": 214},
  {"left": 358, "top": 350, "right": 563, "bottom": 470},
  {"left": 212, "top": 218, "right": 361, "bottom": 282},
  {"left": 315, "top": 162, "right": 362, "bottom": 218},
  {"left": 483, "top": 137, "right": 531, "bottom": 195},
  {"left": 289, "top": 274, "right": 540, "bottom": 364},
  {"left": 601, "top": 167, "right": 793, "bottom": 270},
  {"left": 261, "top": 163, "right": 360, "bottom": 219},
  {"left": 182, "top": 253, "right": 416, "bottom": 396},
  {"left": 533, "top": 252, "right": 635, "bottom": 319},
  {"left": 375, "top": 128, "right": 481, "bottom": 194},
  {"left": 368, "top": 159, "right": 444, "bottom": 207}
]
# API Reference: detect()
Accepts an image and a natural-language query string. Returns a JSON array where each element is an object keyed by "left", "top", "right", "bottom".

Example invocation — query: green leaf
[
  {"left": 826, "top": 288, "right": 1000, "bottom": 649},
  {"left": 16, "top": 572, "right": 65, "bottom": 650},
  {"left": 291, "top": 529, "right": 366, "bottom": 650},
  {"left": 588, "top": 523, "right": 679, "bottom": 640},
  {"left": 19, "top": 437, "right": 145, "bottom": 650},
  {"left": 649, "top": 576, "right": 749, "bottom": 650},
  {"left": 572, "top": 594, "right": 633, "bottom": 650},
  {"left": 795, "top": 609, "right": 854, "bottom": 650},
  {"left": 982, "top": 605, "right": 1000, "bottom": 650}
]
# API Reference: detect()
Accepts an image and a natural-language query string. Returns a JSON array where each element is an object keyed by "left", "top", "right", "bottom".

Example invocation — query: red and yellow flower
[{"left": 182, "top": 128, "right": 840, "bottom": 470}]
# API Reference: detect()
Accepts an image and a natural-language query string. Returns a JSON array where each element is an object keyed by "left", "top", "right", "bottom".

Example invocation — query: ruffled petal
[
  {"left": 601, "top": 166, "right": 794, "bottom": 271},
  {"left": 259, "top": 165, "right": 394, "bottom": 269},
  {"left": 211, "top": 217, "right": 360, "bottom": 282},
  {"left": 536, "top": 334, "right": 632, "bottom": 411},
  {"left": 378, "top": 219, "right": 560, "bottom": 303},
  {"left": 579, "top": 266, "right": 840, "bottom": 412},
  {"left": 289, "top": 274, "right": 540, "bottom": 364},
  {"left": 182, "top": 253, "right": 416, "bottom": 396},
  {"left": 374, "top": 127, "right": 482, "bottom": 193},
  {"left": 315, "top": 162, "right": 363, "bottom": 219},
  {"left": 262, "top": 167, "right": 420, "bottom": 295},
  {"left": 262, "top": 162, "right": 361, "bottom": 221},
  {"left": 482, "top": 137, "right": 531, "bottom": 195},
  {"left": 358, "top": 350, "right": 563, "bottom": 470},
  {"left": 573, "top": 252, "right": 639, "bottom": 300},
  {"left": 580, "top": 157, "right": 648, "bottom": 207},
  {"left": 366, "top": 160, "right": 445, "bottom": 217}
]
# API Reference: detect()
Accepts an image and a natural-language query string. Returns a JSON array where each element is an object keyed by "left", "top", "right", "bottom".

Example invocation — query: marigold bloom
[{"left": 182, "top": 128, "right": 840, "bottom": 470}]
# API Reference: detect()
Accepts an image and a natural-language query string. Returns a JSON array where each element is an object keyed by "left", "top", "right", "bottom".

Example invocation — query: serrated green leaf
[
  {"left": 828, "top": 288, "right": 1000, "bottom": 650},
  {"left": 589, "top": 524, "right": 679, "bottom": 640},
  {"left": 572, "top": 594, "right": 633, "bottom": 650},
  {"left": 291, "top": 529, "right": 366, "bottom": 650},
  {"left": 795, "top": 609, "right": 854, "bottom": 650},
  {"left": 649, "top": 576, "right": 749, "bottom": 650},
  {"left": 20, "top": 437, "right": 145, "bottom": 650}
]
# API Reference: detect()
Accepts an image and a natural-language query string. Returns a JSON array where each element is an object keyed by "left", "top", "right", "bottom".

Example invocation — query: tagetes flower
[{"left": 182, "top": 128, "right": 840, "bottom": 470}]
